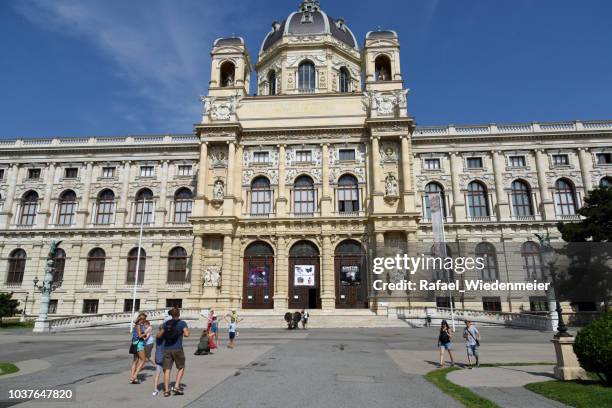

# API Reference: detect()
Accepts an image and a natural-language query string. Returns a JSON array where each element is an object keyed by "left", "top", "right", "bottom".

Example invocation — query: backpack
[
  {"left": 438, "top": 329, "right": 450, "bottom": 344},
  {"left": 163, "top": 319, "right": 182, "bottom": 345}
]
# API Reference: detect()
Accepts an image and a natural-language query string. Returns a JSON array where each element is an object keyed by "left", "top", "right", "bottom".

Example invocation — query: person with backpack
[
  {"left": 437, "top": 319, "right": 455, "bottom": 368},
  {"left": 157, "top": 308, "right": 190, "bottom": 397},
  {"left": 463, "top": 320, "right": 481, "bottom": 368}
]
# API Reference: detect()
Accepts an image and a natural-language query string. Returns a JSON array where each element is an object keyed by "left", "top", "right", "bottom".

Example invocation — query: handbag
[{"left": 129, "top": 343, "right": 137, "bottom": 354}]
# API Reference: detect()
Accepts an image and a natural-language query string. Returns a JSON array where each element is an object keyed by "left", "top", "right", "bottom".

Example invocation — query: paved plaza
[{"left": 0, "top": 326, "right": 561, "bottom": 408}]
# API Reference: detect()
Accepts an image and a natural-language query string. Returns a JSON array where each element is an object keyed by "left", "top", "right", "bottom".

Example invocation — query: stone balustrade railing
[
  {"left": 49, "top": 308, "right": 203, "bottom": 332},
  {"left": 394, "top": 306, "right": 551, "bottom": 331},
  {"left": 0, "top": 134, "right": 199, "bottom": 148}
]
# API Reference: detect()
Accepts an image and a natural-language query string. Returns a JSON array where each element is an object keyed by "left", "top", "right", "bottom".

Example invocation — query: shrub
[{"left": 573, "top": 311, "right": 612, "bottom": 386}]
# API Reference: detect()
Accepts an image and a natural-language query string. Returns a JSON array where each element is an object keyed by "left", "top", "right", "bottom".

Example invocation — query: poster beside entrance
[
  {"left": 294, "top": 265, "right": 315, "bottom": 286},
  {"left": 340, "top": 265, "right": 360, "bottom": 285},
  {"left": 248, "top": 265, "right": 270, "bottom": 287}
]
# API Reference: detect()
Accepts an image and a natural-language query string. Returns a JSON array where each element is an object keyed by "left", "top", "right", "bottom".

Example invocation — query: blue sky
[{"left": 1, "top": 0, "right": 611, "bottom": 138}]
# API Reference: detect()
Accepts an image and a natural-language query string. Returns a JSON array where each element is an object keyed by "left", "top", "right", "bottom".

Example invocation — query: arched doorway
[
  {"left": 243, "top": 241, "right": 274, "bottom": 309},
  {"left": 335, "top": 240, "right": 368, "bottom": 308},
  {"left": 289, "top": 241, "right": 321, "bottom": 309}
]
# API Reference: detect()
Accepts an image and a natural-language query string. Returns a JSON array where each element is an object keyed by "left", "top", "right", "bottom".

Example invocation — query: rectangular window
[
  {"left": 296, "top": 150, "right": 312, "bottom": 163},
  {"left": 0, "top": 169, "right": 5, "bottom": 180},
  {"left": 102, "top": 167, "right": 115, "bottom": 178},
  {"left": 123, "top": 299, "right": 141, "bottom": 313},
  {"left": 482, "top": 296, "right": 502, "bottom": 312},
  {"left": 166, "top": 299, "right": 183, "bottom": 309},
  {"left": 64, "top": 167, "right": 78, "bottom": 178},
  {"left": 596, "top": 153, "right": 612, "bottom": 165},
  {"left": 466, "top": 157, "right": 483, "bottom": 169},
  {"left": 529, "top": 296, "right": 549, "bottom": 312},
  {"left": 552, "top": 154, "right": 569, "bottom": 166},
  {"left": 177, "top": 165, "right": 192, "bottom": 176},
  {"left": 253, "top": 152, "right": 269, "bottom": 164},
  {"left": 140, "top": 166, "right": 154, "bottom": 177},
  {"left": 435, "top": 297, "right": 455, "bottom": 308},
  {"left": 508, "top": 156, "right": 526, "bottom": 167},
  {"left": 48, "top": 299, "right": 58, "bottom": 314},
  {"left": 339, "top": 149, "right": 356, "bottom": 161},
  {"left": 424, "top": 158, "right": 440, "bottom": 170},
  {"left": 28, "top": 168, "right": 41, "bottom": 179},
  {"left": 82, "top": 299, "right": 99, "bottom": 314}
]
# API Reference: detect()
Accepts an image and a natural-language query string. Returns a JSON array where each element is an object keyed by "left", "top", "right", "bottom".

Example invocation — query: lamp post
[
  {"left": 536, "top": 233, "right": 570, "bottom": 338},
  {"left": 33, "top": 241, "right": 63, "bottom": 333}
]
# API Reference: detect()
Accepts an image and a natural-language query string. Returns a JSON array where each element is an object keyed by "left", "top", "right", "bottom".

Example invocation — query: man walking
[
  {"left": 157, "top": 308, "right": 190, "bottom": 397},
  {"left": 463, "top": 320, "right": 480, "bottom": 368}
]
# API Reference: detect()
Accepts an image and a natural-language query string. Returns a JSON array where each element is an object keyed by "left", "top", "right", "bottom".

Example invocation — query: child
[
  {"left": 211, "top": 315, "right": 219, "bottom": 348},
  {"left": 228, "top": 320, "right": 237, "bottom": 348}
]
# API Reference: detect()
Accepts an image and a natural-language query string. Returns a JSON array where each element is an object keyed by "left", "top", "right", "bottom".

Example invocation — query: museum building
[{"left": 1, "top": 0, "right": 611, "bottom": 316}]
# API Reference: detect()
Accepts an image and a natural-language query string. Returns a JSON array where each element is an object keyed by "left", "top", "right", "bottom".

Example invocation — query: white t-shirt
[
  {"left": 464, "top": 326, "right": 479, "bottom": 346},
  {"left": 229, "top": 322, "right": 237, "bottom": 333},
  {"left": 302, "top": 311, "right": 309, "bottom": 320}
]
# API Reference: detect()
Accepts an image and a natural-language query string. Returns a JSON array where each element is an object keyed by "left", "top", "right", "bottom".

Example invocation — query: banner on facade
[
  {"left": 340, "top": 265, "right": 360, "bottom": 285},
  {"left": 294, "top": 265, "right": 315, "bottom": 286},
  {"left": 248, "top": 265, "right": 270, "bottom": 287}
]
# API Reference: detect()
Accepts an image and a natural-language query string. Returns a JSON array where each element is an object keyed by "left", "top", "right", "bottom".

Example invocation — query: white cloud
[{"left": 14, "top": 0, "right": 234, "bottom": 132}]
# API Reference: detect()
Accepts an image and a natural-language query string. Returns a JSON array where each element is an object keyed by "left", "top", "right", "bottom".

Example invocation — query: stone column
[
  {"left": 223, "top": 142, "right": 236, "bottom": 213},
  {"left": 449, "top": 152, "right": 466, "bottom": 221},
  {"left": 577, "top": 148, "right": 593, "bottom": 194},
  {"left": 233, "top": 144, "right": 243, "bottom": 217},
  {"left": 118, "top": 161, "right": 132, "bottom": 226},
  {"left": 371, "top": 137, "right": 382, "bottom": 194},
  {"left": 400, "top": 135, "right": 415, "bottom": 212},
  {"left": 221, "top": 235, "right": 233, "bottom": 302},
  {"left": 194, "top": 142, "right": 208, "bottom": 217},
  {"left": 492, "top": 150, "right": 510, "bottom": 220},
  {"left": 231, "top": 236, "right": 242, "bottom": 305},
  {"left": 157, "top": 160, "right": 169, "bottom": 226},
  {"left": 320, "top": 143, "right": 332, "bottom": 215},
  {"left": 277, "top": 145, "right": 287, "bottom": 216},
  {"left": 274, "top": 235, "right": 288, "bottom": 310},
  {"left": 321, "top": 235, "right": 335, "bottom": 310},
  {"left": 190, "top": 235, "right": 203, "bottom": 295},
  {"left": 1, "top": 164, "right": 19, "bottom": 228},
  {"left": 77, "top": 162, "right": 94, "bottom": 227},
  {"left": 535, "top": 149, "right": 555, "bottom": 219},
  {"left": 39, "top": 163, "right": 57, "bottom": 228}
]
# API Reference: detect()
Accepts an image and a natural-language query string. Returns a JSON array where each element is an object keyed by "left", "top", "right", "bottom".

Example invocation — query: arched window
[
  {"left": 268, "top": 70, "right": 277, "bottom": 95},
  {"left": 424, "top": 182, "right": 446, "bottom": 219},
  {"left": 58, "top": 190, "right": 77, "bottom": 225},
  {"left": 250, "top": 177, "right": 272, "bottom": 215},
  {"left": 220, "top": 61, "right": 235, "bottom": 87},
  {"left": 294, "top": 175, "right": 315, "bottom": 214},
  {"left": 174, "top": 188, "right": 193, "bottom": 224},
  {"left": 53, "top": 248, "right": 66, "bottom": 283},
  {"left": 19, "top": 191, "right": 38, "bottom": 225},
  {"left": 374, "top": 55, "right": 392, "bottom": 81},
  {"left": 338, "top": 174, "right": 359, "bottom": 213},
  {"left": 467, "top": 181, "right": 489, "bottom": 218},
  {"left": 475, "top": 242, "right": 497, "bottom": 281},
  {"left": 6, "top": 249, "right": 26, "bottom": 285},
  {"left": 168, "top": 247, "right": 188, "bottom": 284},
  {"left": 554, "top": 178, "right": 577, "bottom": 216},
  {"left": 127, "top": 247, "right": 146, "bottom": 284},
  {"left": 96, "top": 189, "right": 115, "bottom": 225},
  {"left": 522, "top": 241, "right": 542, "bottom": 280},
  {"left": 600, "top": 177, "right": 612, "bottom": 188},
  {"left": 298, "top": 61, "right": 316, "bottom": 92},
  {"left": 511, "top": 180, "right": 534, "bottom": 217},
  {"left": 134, "top": 188, "right": 154, "bottom": 224},
  {"left": 86, "top": 248, "right": 105, "bottom": 285},
  {"left": 339, "top": 67, "right": 350, "bottom": 93}
]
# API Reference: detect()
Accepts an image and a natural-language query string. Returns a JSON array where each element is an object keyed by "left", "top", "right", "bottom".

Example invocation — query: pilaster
[
  {"left": 39, "top": 163, "right": 57, "bottom": 228},
  {"left": 194, "top": 142, "right": 208, "bottom": 217},
  {"left": 320, "top": 143, "right": 332, "bottom": 215},
  {"left": 492, "top": 150, "right": 510, "bottom": 219},
  {"left": 118, "top": 161, "right": 132, "bottom": 226},
  {"left": 274, "top": 235, "right": 288, "bottom": 310},
  {"left": 1, "top": 164, "right": 19, "bottom": 228},
  {"left": 577, "top": 147, "right": 593, "bottom": 194},
  {"left": 77, "top": 162, "right": 94, "bottom": 226},
  {"left": 535, "top": 149, "right": 555, "bottom": 219},
  {"left": 449, "top": 152, "right": 466, "bottom": 221},
  {"left": 320, "top": 235, "right": 335, "bottom": 310},
  {"left": 400, "top": 135, "right": 415, "bottom": 212},
  {"left": 223, "top": 142, "right": 236, "bottom": 214},
  {"left": 276, "top": 144, "right": 287, "bottom": 216}
]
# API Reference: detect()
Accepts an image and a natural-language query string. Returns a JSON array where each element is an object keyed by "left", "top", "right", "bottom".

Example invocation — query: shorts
[
  {"left": 302, "top": 318, "right": 308, "bottom": 324},
  {"left": 212, "top": 326, "right": 218, "bottom": 334},
  {"left": 156, "top": 364, "right": 163, "bottom": 373},
  {"left": 439, "top": 342, "right": 452, "bottom": 350},
  {"left": 144, "top": 343, "right": 154, "bottom": 359},
  {"left": 466, "top": 344, "right": 479, "bottom": 356},
  {"left": 229, "top": 332, "right": 236, "bottom": 340},
  {"left": 163, "top": 349, "right": 186, "bottom": 370},
  {"left": 132, "top": 339, "right": 145, "bottom": 353}
]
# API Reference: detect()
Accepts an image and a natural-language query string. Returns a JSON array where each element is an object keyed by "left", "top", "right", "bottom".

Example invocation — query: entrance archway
[
  {"left": 243, "top": 241, "right": 274, "bottom": 309},
  {"left": 289, "top": 240, "right": 321, "bottom": 309},
  {"left": 335, "top": 240, "right": 368, "bottom": 308}
]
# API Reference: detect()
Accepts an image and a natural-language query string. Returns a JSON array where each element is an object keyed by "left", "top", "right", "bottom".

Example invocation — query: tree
[
  {"left": 0, "top": 292, "right": 22, "bottom": 326},
  {"left": 557, "top": 187, "right": 612, "bottom": 311}
]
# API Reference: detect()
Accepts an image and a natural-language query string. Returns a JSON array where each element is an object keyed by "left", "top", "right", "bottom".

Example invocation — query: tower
[
  {"left": 208, "top": 37, "right": 252, "bottom": 98},
  {"left": 362, "top": 30, "right": 403, "bottom": 92}
]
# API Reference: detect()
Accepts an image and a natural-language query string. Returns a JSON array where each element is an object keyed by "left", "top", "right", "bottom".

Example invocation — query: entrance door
[
  {"left": 335, "top": 240, "right": 368, "bottom": 309},
  {"left": 288, "top": 241, "right": 321, "bottom": 309},
  {"left": 243, "top": 241, "right": 274, "bottom": 309}
]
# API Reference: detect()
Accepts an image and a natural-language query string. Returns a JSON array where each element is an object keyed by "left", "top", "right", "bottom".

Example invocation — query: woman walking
[
  {"left": 143, "top": 320, "right": 155, "bottom": 366},
  {"left": 437, "top": 319, "right": 455, "bottom": 368},
  {"left": 129, "top": 313, "right": 147, "bottom": 384}
]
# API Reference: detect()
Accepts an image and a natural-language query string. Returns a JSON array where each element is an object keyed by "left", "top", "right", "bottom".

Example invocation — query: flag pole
[{"left": 129, "top": 198, "right": 146, "bottom": 334}]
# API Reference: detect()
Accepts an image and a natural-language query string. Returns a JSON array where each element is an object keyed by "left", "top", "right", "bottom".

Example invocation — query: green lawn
[
  {"left": 0, "top": 320, "right": 34, "bottom": 329},
  {"left": 424, "top": 367, "right": 500, "bottom": 408},
  {"left": 0, "top": 362, "right": 19, "bottom": 376},
  {"left": 526, "top": 379, "right": 612, "bottom": 408}
]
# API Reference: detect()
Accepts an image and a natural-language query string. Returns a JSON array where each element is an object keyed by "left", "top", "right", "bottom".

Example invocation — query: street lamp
[
  {"left": 32, "top": 241, "right": 63, "bottom": 333},
  {"left": 536, "top": 233, "right": 570, "bottom": 338}
]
